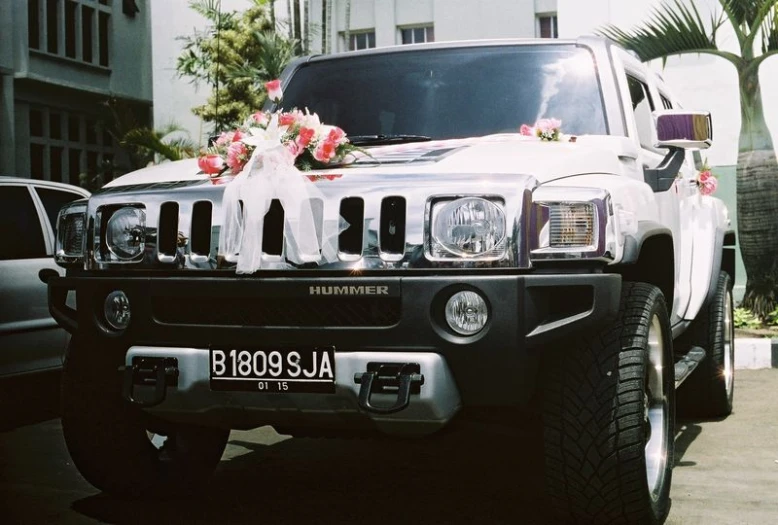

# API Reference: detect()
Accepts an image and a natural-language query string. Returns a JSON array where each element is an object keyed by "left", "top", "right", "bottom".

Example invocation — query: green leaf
[{"left": 597, "top": 0, "right": 724, "bottom": 62}]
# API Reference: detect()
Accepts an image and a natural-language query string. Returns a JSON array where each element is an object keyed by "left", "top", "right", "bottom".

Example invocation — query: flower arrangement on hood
[
  {"left": 697, "top": 160, "right": 718, "bottom": 196},
  {"left": 519, "top": 118, "right": 575, "bottom": 142},
  {"left": 197, "top": 79, "right": 358, "bottom": 176}
]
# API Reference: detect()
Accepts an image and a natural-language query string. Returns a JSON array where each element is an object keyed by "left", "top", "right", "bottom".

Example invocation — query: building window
[
  {"left": 400, "top": 25, "right": 434, "bottom": 45},
  {"left": 28, "top": 0, "right": 111, "bottom": 67},
  {"left": 28, "top": 106, "right": 114, "bottom": 185},
  {"left": 348, "top": 31, "right": 376, "bottom": 51},
  {"left": 537, "top": 14, "right": 558, "bottom": 38}
]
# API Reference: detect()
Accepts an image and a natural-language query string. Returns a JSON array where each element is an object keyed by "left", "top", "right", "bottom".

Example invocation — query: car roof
[{"left": 0, "top": 176, "right": 90, "bottom": 196}]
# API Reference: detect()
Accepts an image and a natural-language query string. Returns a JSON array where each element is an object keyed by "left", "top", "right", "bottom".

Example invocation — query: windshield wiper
[{"left": 349, "top": 134, "right": 432, "bottom": 146}]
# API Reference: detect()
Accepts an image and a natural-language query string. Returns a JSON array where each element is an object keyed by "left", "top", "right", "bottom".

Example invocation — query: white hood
[{"left": 105, "top": 134, "right": 639, "bottom": 188}]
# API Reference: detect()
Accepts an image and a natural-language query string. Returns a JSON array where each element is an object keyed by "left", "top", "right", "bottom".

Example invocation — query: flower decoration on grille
[
  {"left": 197, "top": 80, "right": 359, "bottom": 177},
  {"left": 519, "top": 118, "right": 575, "bottom": 142},
  {"left": 697, "top": 159, "right": 718, "bottom": 196}
]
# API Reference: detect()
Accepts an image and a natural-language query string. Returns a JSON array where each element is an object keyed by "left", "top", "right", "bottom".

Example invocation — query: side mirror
[{"left": 653, "top": 110, "right": 712, "bottom": 150}]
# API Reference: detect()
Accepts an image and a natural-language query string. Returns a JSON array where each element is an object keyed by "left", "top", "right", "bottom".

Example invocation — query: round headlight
[
  {"left": 432, "top": 198, "right": 506, "bottom": 258},
  {"left": 104, "top": 290, "right": 131, "bottom": 331},
  {"left": 106, "top": 207, "right": 145, "bottom": 260},
  {"left": 444, "top": 291, "right": 489, "bottom": 336}
]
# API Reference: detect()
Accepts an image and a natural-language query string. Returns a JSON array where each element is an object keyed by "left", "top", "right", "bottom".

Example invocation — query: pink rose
[
  {"left": 286, "top": 141, "right": 303, "bottom": 157},
  {"left": 226, "top": 142, "right": 249, "bottom": 174},
  {"left": 535, "top": 118, "right": 561, "bottom": 133},
  {"left": 197, "top": 154, "right": 224, "bottom": 175},
  {"left": 698, "top": 170, "right": 711, "bottom": 182},
  {"left": 252, "top": 111, "right": 269, "bottom": 126},
  {"left": 519, "top": 124, "right": 533, "bottom": 136},
  {"left": 700, "top": 176, "right": 718, "bottom": 196},
  {"left": 265, "top": 79, "right": 283, "bottom": 103},
  {"left": 327, "top": 127, "right": 346, "bottom": 144},
  {"left": 278, "top": 112, "right": 297, "bottom": 127},
  {"left": 314, "top": 140, "right": 337, "bottom": 163},
  {"left": 214, "top": 131, "right": 233, "bottom": 147},
  {"left": 296, "top": 127, "right": 315, "bottom": 148}
]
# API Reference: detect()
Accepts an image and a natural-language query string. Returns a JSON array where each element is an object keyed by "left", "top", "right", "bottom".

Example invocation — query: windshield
[{"left": 280, "top": 44, "right": 607, "bottom": 140}]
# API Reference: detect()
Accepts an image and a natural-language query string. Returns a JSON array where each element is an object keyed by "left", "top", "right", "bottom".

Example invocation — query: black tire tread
[
  {"left": 542, "top": 282, "right": 674, "bottom": 524},
  {"left": 61, "top": 336, "right": 228, "bottom": 498},
  {"left": 676, "top": 271, "right": 734, "bottom": 418}
]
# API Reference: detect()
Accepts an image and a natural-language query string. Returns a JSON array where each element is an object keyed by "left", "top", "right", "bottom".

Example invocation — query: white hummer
[{"left": 48, "top": 37, "right": 735, "bottom": 524}]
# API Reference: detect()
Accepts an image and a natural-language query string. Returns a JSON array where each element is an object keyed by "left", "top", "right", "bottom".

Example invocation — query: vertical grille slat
[
  {"left": 380, "top": 196, "right": 406, "bottom": 256},
  {"left": 339, "top": 197, "right": 364, "bottom": 255},
  {"left": 190, "top": 201, "right": 213, "bottom": 256},
  {"left": 262, "top": 199, "right": 285, "bottom": 255},
  {"left": 157, "top": 202, "right": 179, "bottom": 257}
]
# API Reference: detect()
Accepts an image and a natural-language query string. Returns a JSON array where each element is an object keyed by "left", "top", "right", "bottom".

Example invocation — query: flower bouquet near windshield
[
  {"left": 197, "top": 79, "right": 359, "bottom": 177},
  {"left": 519, "top": 118, "right": 575, "bottom": 142}
]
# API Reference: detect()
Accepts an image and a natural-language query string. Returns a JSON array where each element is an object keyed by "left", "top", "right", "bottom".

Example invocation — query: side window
[
  {"left": 626, "top": 75, "right": 656, "bottom": 149},
  {"left": 35, "top": 187, "right": 83, "bottom": 231},
  {"left": 0, "top": 186, "right": 47, "bottom": 260}
]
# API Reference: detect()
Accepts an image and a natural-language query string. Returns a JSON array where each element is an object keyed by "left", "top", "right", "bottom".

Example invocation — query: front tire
[
  {"left": 61, "top": 336, "right": 229, "bottom": 498},
  {"left": 677, "top": 271, "right": 735, "bottom": 418},
  {"left": 542, "top": 282, "right": 675, "bottom": 524}
]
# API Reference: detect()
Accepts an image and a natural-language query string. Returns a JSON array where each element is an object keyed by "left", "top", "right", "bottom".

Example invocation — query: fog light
[
  {"left": 445, "top": 291, "right": 488, "bottom": 336},
  {"left": 104, "top": 291, "right": 131, "bottom": 330}
]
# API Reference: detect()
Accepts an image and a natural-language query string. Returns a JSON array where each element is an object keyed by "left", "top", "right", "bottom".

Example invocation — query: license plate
[{"left": 209, "top": 346, "right": 335, "bottom": 393}]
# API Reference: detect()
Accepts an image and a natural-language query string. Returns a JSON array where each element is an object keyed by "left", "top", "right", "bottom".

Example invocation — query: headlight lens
[
  {"left": 530, "top": 187, "right": 613, "bottom": 261},
  {"left": 55, "top": 202, "right": 87, "bottom": 266},
  {"left": 106, "top": 207, "right": 146, "bottom": 260},
  {"left": 444, "top": 291, "right": 489, "bottom": 335},
  {"left": 103, "top": 290, "right": 131, "bottom": 330},
  {"left": 430, "top": 197, "right": 506, "bottom": 259}
]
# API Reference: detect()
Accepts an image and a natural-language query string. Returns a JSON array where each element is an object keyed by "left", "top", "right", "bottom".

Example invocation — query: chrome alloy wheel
[
  {"left": 645, "top": 314, "right": 669, "bottom": 501},
  {"left": 723, "top": 290, "right": 735, "bottom": 398}
]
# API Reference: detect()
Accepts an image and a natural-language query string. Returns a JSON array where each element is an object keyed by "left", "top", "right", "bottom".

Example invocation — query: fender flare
[
  {"left": 705, "top": 229, "right": 737, "bottom": 306},
  {"left": 621, "top": 221, "right": 673, "bottom": 264}
]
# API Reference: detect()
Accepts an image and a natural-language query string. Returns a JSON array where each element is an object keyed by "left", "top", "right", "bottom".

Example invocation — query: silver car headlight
[
  {"left": 95, "top": 205, "right": 146, "bottom": 263},
  {"left": 55, "top": 201, "right": 88, "bottom": 267},
  {"left": 530, "top": 187, "right": 614, "bottom": 261},
  {"left": 428, "top": 197, "right": 507, "bottom": 260}
]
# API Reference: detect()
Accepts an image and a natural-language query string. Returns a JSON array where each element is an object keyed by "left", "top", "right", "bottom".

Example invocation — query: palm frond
[
  {"left": 121, "top": 128, "right": 197, "bottom": 162},
  {"left": 720, "top": 0, "right": 776, "bottom": 31},
  {"left": 597, "top": 0, "right": 724, "bottom": 63},
  {"left": 760, "top": 3, "right": 778, "bottom": 53}
]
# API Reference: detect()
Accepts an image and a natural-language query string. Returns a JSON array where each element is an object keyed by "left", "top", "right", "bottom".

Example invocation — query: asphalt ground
[{"left": 0, "top": 369, "right": 776, "bottom": 524}]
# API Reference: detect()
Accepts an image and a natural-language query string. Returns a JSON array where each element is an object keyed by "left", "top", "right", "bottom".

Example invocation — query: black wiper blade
[{"left": 349, "top": 134, "right": 432, "bottom": 146}]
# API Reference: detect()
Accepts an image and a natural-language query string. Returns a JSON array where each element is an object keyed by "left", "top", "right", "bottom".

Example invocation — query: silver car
[{"left": 0, "top": 177, "right": 89, "bottom": 377}]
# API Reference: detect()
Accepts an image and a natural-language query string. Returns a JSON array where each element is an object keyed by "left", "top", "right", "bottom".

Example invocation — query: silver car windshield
[{"left": 280, "top": 44, "right": 607, "bottom": 139}]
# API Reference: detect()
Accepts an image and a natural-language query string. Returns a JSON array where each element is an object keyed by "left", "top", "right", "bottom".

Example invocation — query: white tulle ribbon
[{"left": 219, "top": 118, "right": 340, "bottom": 273}]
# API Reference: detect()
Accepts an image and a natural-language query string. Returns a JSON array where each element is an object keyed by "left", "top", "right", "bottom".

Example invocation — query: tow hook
[
  {"left": 120, "top": 357, "right": 179, "bottom": 408},
  {"left": 354, "top": 363, "right": 424, "bottom": 414}
]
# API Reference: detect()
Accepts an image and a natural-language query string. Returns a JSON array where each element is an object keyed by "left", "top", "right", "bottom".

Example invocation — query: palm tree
[
  {"left": 121, "top": 124, "right": 199, "bottom": 165},
  {"left": 599, "top": 0, "right": 778, "bottom": 318}
]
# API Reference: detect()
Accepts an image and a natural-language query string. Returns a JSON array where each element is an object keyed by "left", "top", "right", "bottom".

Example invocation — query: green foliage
[
  {"left": 121, "top": 124, "right": 198, "bottom": 164},
  {"left": 734, "top": 307, "right": 763, "bottom": 329},
  {"left": 176, "top": 0, "right": 299, "bottom": 133}
]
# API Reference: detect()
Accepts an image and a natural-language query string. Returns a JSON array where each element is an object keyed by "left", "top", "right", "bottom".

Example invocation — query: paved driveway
[{"left": 1, "top": 369, "right": 776, "bottom": 524}]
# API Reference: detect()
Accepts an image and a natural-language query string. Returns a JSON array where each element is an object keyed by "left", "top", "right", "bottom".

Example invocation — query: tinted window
[
  {"left": 627, "top": 76, "right": 655, "bottom": 149},
  {"left": 35, "top": 187, "right": 83, "bottom": 230},
  {"left": 281, "top": 45, "right": 607, "bottom": 139},
  {"left": 0, "top": 186, "right": 46, "bottom": 260}
]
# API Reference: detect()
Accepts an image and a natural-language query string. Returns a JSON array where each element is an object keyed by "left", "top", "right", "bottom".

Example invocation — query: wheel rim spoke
[
  {"left": 723, "top": 290, "right": 734, "bottom": 397},
  {"left": 645, "top": 314, "right": 668, "bottom": 501}
]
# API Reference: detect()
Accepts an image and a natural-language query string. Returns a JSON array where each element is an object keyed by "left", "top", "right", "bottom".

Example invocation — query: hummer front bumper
[{"left": 50, "top": 272, "right": 620, "bottom": 434}]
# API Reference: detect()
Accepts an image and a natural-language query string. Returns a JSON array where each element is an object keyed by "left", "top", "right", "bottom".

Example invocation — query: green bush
[{"left": 734, "top": 307, "right": 763, "bottom": 329}]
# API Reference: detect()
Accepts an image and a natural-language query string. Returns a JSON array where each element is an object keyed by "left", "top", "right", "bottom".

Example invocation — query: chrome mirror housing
[{"left": 653, "top": 110, "right": 712, "bottom": 150}]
